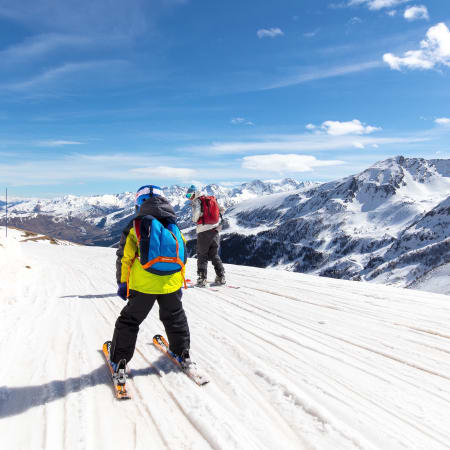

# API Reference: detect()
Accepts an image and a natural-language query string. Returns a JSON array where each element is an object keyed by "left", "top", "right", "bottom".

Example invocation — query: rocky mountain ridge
[{"left": 219, "top": 156, "right": 450, "bottom": 289}]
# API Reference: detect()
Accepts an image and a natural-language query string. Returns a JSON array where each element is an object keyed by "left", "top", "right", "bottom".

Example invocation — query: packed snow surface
[
  {"left": 1, "top": 228, "right": 450, "bottom": 450},
  {"left": 413, "top": 263, "right": 450, "bottom": 296}
]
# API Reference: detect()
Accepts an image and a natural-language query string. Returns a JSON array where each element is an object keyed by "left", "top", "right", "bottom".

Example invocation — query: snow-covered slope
[
  {"left": 367, "top": 195, "right": 450, "bottom": 288},
  {"left": 411, "top": 263, "right": 450, "bottom": 296},
  {"left": 1, "top": 227, "right": 450, "bottom": 450},
  {"left": 220, "top": 156, "right": 450, "bottom": 291},
  {"left": 0, "top": 226, "right": 77, "bottom": 247}
]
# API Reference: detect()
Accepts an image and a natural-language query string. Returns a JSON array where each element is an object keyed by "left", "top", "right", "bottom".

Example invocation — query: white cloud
[
  {"left": 1, "top": 60, "right": 128, "bottom": 92},
  {"left": 257, "top": 28, "right": 284, "bottom": 39},
  {"left": 305, "top": 123, "right": 316, "bottom": 130},
  {"left": 218, "top": 181, "right": 247, "bottom": 187},
  {"left": 320, "top": 119, "right": 381, "bottom": 136},
  {"left": 36, "top": 140, "right": 84, "bottom": 147},
  {"left": 435, "top": 117, "right": 450, "bottom": 125},
  {"left": 387, "top": 10, "right": 397, "bottom": 16},
  {"left": 187, "top": 134, "right": 425, "bottom": 154},
  {"left": 263, "top": 60, "right": 382, "bottom": 90},
  {"left": 353, "top": 142, "right": 365, "bottom": 149},
  {"left": 383, "top": 22, "right": 450, "bottom": 70},
  {"left": 0, "top": 34, "right": 93, "bottom": 66},
  {"left": 0, "top": 151, "right": 199, "bottom": 186},
  {"left": 0, "top": 0, "right": 161, "bottom": 37},
  {"left": 242, "top": 154, "right": 344, "bottom": 173},
  {"left": 348, "top": 17, "right": 363, "bottom": 25},
  {"left": 404, "top": 5, "right": 429, "bottom": 21},
  {"left": 130, "top": 166, "right": 196, "bottom": 179},
  {"left": 347, "top": 0, "right": 411, "bottom": 10},
  {"left": 383, "top": 50, "right": 432, "bottom": 70},
  {"left": 304, "top": 29, "right": 320, "bottom": 38},
  {"left": 231, "top": 117, "right": 254, "bottom": 126}
]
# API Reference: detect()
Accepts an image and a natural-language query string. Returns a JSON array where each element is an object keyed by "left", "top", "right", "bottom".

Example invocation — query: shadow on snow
[{"left": 0, "top": 351, "right": 178, "bottom": 419}]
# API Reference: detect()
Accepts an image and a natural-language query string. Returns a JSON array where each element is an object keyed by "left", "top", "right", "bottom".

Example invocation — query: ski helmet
[
  {"left": 135, "top": 185, "right": 163, "bottom": 208},
  {"left": 186, "top": 184, "right": 197, "bottom": 199}
]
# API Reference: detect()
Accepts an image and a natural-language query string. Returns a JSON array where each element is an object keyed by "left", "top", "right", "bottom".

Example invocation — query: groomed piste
[{"left": 1, "top": 227, "right": 449, "bottom": 450}]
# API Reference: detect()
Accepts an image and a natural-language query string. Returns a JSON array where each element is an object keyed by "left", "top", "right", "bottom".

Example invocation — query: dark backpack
[
  {"left": 198, "top": 196, "right": 220, "bottom": 225},
  {"left": 134, "top": 215, "right": 186, "bottom": 275}
]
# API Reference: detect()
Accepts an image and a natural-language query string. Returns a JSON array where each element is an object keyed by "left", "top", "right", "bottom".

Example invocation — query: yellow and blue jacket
[{"left": 116, "top": 197, "right": 186, "bottom": 295}]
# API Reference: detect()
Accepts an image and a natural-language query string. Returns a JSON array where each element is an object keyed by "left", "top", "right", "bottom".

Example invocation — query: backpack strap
[
  {"left": 200, "top": 196, "right": 208, "bottom": 225},
  {"left": 127, "top": 218, "right": 141, "bottom": 298},
  {"left": 167, "top": 229, "right": 187, "bottom": 289},
  {"left": 133, "top": 218, "right": 142, "bottom": 242}
]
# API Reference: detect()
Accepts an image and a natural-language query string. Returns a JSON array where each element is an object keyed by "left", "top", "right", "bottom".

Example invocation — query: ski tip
[
  {"left": 116, "top": 388, "right": 131, "bottom": 400},
  {"left": 102, "top": 341, "right": 111, "bottom": 353},
  {"left": 197, "top": 378, "right": 210, "bottom": 386},
  {"left": 153, "top": 334, "right": 168, "bottom": 347}
]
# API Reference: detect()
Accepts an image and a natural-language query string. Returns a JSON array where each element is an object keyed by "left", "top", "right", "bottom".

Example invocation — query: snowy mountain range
[
  {"left": 4, "top": 156, "right": 449, "bottom": 292},
  {"left": 5, "top": 178, "right": 314, "bottom": 246}
]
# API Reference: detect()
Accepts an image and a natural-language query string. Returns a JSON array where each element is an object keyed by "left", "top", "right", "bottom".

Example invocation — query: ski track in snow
[{"left": 1, "top": 232, "right": 450, "bottom": 450}]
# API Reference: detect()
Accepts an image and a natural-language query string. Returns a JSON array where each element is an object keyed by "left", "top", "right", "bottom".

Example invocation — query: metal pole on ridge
[{"left": 5, "top": 187, "right": 7, "bottom": 238}]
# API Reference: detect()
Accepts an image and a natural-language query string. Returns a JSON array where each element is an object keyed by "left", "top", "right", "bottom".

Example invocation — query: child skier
[
  {"left": 108, "top": 185, "right": 191, "bottom": 381},
  {"left": 186, "top": 185, "right": 226, "bottom": 287}
]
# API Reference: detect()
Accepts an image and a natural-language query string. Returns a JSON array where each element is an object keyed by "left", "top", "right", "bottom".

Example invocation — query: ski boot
[
  {"left": 196, "top": 272, "right": 207, "bottom": 287},
  {"left": 215, "top": 274, "right": 226, "bottom": 285},
  {"left": 177, "top": 349, "right": 193, "bottom": 371},
  {"left": 111, "top": 359, "right": 127, "bottom": 385}
]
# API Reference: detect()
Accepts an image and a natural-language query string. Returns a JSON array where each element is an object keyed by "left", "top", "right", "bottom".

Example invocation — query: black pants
[
  {"left": 197, "top": 229, "right": 224, "bottom": 277},
  {"left": 110, "top": 288, "right": 190, "bottom": 364}
]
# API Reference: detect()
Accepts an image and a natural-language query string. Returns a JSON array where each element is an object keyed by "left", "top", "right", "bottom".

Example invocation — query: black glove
[{"left": 117, "top": 283, "right": 127, "bottom": 301}]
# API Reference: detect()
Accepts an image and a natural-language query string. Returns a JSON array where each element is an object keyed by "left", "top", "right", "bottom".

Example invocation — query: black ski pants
[
  {"left": 197, "top": 228, "right": 224, "bottom": 277},
  {"left": 110, "top": 288, "right": 190, "bottom": 364}
]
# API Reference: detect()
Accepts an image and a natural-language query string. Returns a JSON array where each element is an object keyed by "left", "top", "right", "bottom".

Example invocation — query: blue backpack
[{"left": 134, "top": 215, "right": 186, "bottom": 276}]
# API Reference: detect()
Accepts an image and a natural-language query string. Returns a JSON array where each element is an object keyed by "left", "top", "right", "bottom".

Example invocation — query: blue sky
[{"left": 0, "top": 0, "right": 449, "bottom": 197}]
